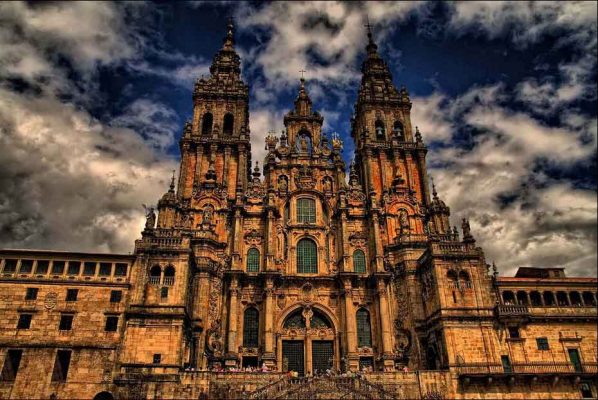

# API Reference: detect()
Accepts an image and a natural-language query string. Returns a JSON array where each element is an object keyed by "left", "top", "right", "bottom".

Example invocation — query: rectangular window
[
  {"left": 83, "top": 262, "right": 96, "bottom": 276},
  {"left": 67, "top": 261, "right": 81, "bottom": 276},
  {"left": 3, "top": 259, "right": 17, "bottom": 273},
  {"left": 501, "top": 355, "right": 512, "bottom": 373},
  {"left": 99, "top": 262, "right": 112, "bottom": 276},
  {"left": 25, "top": 288, "right": 38, "bottom": 301},
  {"left": 153, "top": 354, "right": 161, "bottom": 364},
  {"left": 536, "top": 337, "right": 549, "bottom": 350},
  {"left": 51, "top": 350, "right": 71, "bottom": 382},
  {"left": 59, "top": 315, "right": 73, "bottom": 331},
  {"left": 51, "top": 261, "right": 65, "bottom": 275},
  {"left": 17, "top": 314, "right": 32, "bottom": 330},
  {"left": 105, "top": 316, "right": 118, "bottom": 332},
  {"left": 508, "top": 327, "right": 520, "bottom": 339},
  {"left": 297, "top": 198, "right": 316, "bottom": 224},
  {"left": 66, "top": 289, "right": 78, "bottom": 302},
  {"left": 35, "top": 260, "right": 49, "bottom": 275},
  {"left": 114, "top": 263, "right": 128, "bottom": 276},
  {"left": 0, "top": 349, "right": 23, "bottom": 382},
  {"left": 160, "top": 287, "right": 169, "bottom": 299},
  {"left": 18, "top": 260, "right": 33, "bottom": 274},
  {"left": 110, "top": 290, "right": 122, "bottom": 303}
]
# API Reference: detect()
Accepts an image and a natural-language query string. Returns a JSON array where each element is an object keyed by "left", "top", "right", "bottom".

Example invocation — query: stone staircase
[{"left": 245, "top": 375, "right": 397, "bottom": 400}]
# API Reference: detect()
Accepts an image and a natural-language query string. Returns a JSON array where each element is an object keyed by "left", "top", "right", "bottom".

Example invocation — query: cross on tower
[
  {"left": 364, "top": 16, "right": 373, "bottom": 35},
  {"left": 299, "top": 69, "right": 306, "bottom": 79}
]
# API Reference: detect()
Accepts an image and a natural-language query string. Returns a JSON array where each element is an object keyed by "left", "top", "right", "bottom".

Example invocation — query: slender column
[
  {"left": 371, "top": 213, "right": 385, "bottom": 272},
  {"left": 265, "top": 208, "right": 275, "bottom": 270},
  {"left": 262, "top": 278, "right": 276, "bottom": 367},
  {"left": 377, "top": 279, "right": 394, "bottom": 370},
  {"left": 194, "top": 145, "right": 204, "bottom": 189},
  {"left": 416, "top": 150, "right": 431, "bottom": 205},
  {"left": 178, "top": 143, "right": 191, "bottom": 197},
  {"left": 340, "top": 212, "right": 350, "bottom": 272},
  {"left": 222, "top": 146, "right": 231, "bottom": 187},
  {"left": 342, "top": 278, "right": 358, "bottom": 371},
  {"left": 306, "top": 335, "right": 313, "bottom": 375},
  {"left": 227, "top": 278, "right": 239, "bottom": 355}
]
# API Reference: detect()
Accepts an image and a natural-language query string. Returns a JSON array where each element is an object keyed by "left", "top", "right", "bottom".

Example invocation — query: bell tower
[{"left": 177, "top": 18, "right": 251, "bottom": 201}]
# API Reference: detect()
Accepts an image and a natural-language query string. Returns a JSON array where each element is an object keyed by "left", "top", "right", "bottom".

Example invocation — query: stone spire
[{"left": 293, "top": 77, "right": 313, "bottom": 116}]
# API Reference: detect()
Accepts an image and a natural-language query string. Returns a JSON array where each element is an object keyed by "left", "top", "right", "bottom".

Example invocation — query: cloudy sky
[{"left": 0, "top": 1, "right": 595, "bottom": 277}]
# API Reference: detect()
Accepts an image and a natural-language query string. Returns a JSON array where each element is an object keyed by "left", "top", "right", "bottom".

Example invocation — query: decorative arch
[
  {"left": 223, "top": 113, "right": 234, "bottom": 135},
  {"left": 201, "top": 112, "right": 213, "bottom": 135},
  {"left": 297, "top": 238, "right": 317, "bottom": 274},
  {"left": 163, "top": 265, "right": 175, "bottom": 285},
  {"left": 149, "top": 265, "right": 161, "bottom": 284},
  {"left": 375, "top": 119, "right": 385, "bottom": 137},
  {"left": 277, "top": 303, "right": 339, "bottom": 333},
  {"left": 393, "top": 120, "right": 404, "bottom": 139}
]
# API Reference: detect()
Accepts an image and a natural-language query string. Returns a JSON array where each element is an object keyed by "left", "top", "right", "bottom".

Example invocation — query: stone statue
[
  {"left": 398, "top": 210, "right": 409, "bottom": 236},
  {"left": 203, "top": 206, "right": 214, "bottom": 225},
  {"left": 278, "top": 176, "right": 288, "bottom": 192},
  {"left": 323, "top": 178, "right": 332, "bottom": 192},
  {"left": 299, "top": 135, "right": 309, "bottom": 153},
  {"left": 143, "top": 204, "right": 156, "bottom": 230}
]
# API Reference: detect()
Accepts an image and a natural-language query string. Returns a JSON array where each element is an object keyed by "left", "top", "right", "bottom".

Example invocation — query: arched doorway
[
  {"left": 278, "top": 307, "right": 336, "bottom": 376},
  {"left": 93, "top": 392, "right": 114, "bottom": 400}
]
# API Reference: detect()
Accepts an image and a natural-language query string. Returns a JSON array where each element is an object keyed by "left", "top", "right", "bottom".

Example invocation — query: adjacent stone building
[{"left": 0, "top": 21, "right": 596, "bottom": 400}]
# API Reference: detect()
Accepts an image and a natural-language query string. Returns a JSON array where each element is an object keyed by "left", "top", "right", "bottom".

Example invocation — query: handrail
[{"left": 454, "top": 361, "right": 598, "bottom": 375}]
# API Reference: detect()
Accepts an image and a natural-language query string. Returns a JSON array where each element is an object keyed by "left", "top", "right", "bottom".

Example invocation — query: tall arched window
[
  {"left": 163, "top": 266, "right": 175, "bottom": 286},
  {"left": 297, "top": 238, "right": 317, "bottom": 274},
  {"left": 201, "top": 112, "right": 213, "bottom": 135},
  {"left": 223, "top": 113, "right": 234, "bottom": 135},
  {"left": 353, "top": 250, "right": 366, "bottom": 273},
  {"left": 375, "top": 120, "right": 385, "bottom": 137},
  {"left": 297, "top": 198, "right": 316, "bottom": 224},
  {"left": 243, "top": 308, "right": 259, "bottom": 347},
  {"left": 393, "top": 121, "right": 404, "bottom": 139},
  {"left": 356, "top": 308, "right": 372, "bottom": 347},
  {"left": 149, "top": 265, "right": 161, "bottom": 285},
  {"left": 247, "top": 248, "right": 260, "bottom": 273}
]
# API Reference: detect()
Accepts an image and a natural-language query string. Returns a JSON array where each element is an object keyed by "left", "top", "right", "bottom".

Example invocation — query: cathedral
[{"left": 0, "top": 21, "right": 596, "bottom": 400}]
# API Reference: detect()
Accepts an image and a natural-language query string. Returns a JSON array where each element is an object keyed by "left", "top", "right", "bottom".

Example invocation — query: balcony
[{"left": 454, "top": 361, "right": 598, "bottom": 377}]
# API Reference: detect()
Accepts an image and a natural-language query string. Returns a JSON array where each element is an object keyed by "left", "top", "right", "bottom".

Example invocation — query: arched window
[
  {"left": 297, "top": 238, "right": 317, "bottom": 274},
  {"left": 356, "top": 308, "right": 372, "bottom": 347},
  {"left": 458, "top": 271, "right": 471, "bottom": 289},
  {"left": 201, "top": 113, "right": 213, "bottom": 135},
  {"left": 310, "top": 310, "right": 332, "bottom": 328},
  {"left": 502, "top": 291, "right": 515, "bottom": 305},
  {"left": 149, "top": 265, "right": 161, "bottom": 285},
  {"left": 393, "top": 121, "right": 404, "bottom": 139},
  {"left": 247, "top": 248, "right": 260, "bottom": 273},
  {"left": 447, "top": 270, "right": 458, "bottom": 289},
  {"left": 543, "top": 291, "right": 555, "bottom": 306},
  {"left": 353, "top": 250, "right": 366, "bottom": 273},
  {"left": 163, "top": 266, "right": 175, "bottom": 286},
  {"left": 530, "top": 291, "right": 542, "bottom": 306},
  {"left": 516, "top": 291, "right": 529, "bottom": 305},
  {"left": 243, "top": 308, "right": 259, "bottom": 347},
  {"left": 375, "top": 120, "right": 385, "bottom": 138},
  {"left": 582, "top": 291, "right": 596, "bottom": 306},
  {"left": 284, "top": 310, "right": 305, "bottom": 329},
  {"left": 223, "top": 113, "right": 234, "bottom": 135},
  {"left": 556, "top": 291, "right": 569, "bottom": 306},
  {"left": 297, "top": 198, "right": 316, "bottom": 224}
]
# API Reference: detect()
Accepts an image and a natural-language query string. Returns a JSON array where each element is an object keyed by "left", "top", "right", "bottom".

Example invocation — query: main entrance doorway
[
  {"left": 312, "top": 340, "right": 334, "bottom": 374},
  {"left": 283, "top": 340, "right": 305, "bottom": 376},
  {"left": 279, "top": 307, "right": 337, "bottom": 375}
]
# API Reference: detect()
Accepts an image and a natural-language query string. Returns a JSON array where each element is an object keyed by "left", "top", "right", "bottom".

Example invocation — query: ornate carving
[
  {"left": 244, "top": 229, "right": 263, "bottom": 245},
  {"left": 349, "top": 232, "right": 368, "bottom": 247},
  {"left": 294, "top": 165, "right": 316, "bottom": 189},
  {"left": 44, "top": 292, "right": 57, "bottom": 310}
]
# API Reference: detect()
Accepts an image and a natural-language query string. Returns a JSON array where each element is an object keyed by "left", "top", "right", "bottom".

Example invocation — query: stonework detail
[{"left": 0, "top": 21, "right": 596, "bottom": 400}]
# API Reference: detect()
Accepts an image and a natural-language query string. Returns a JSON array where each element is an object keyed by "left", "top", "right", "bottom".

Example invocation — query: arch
[
  {"left": 93, "top": 392, "right": 114, "bottom": 400},
  {"left": 582, "top": 291, "right": 596, "bottom": 306},
  {"left": 283, "top": 309, "right": 306, "bottom": 329},
  {"left": 243, "top": 307, "right": 259, "bottom": 347},
  {"left": 353, "top": 249, "right": 366, "bottom": 273},
  {"left": 297, "top": 198, "right": 316, "bottom": 224},
  {"left": 458, "top": 271, "right": 471, "bottom": 289},
  {"left": 569, "top": 291, "right": 582, "bottom": 306},
  {"left": 356, "top": 308, "right": 372, "bottom": 347},
  {"left": 149, "top": 265, "right": 161, "bottom": 285},
  {"left": 502, "top": 291, "right": 515, "bottom": 305},
  {"left": 223, "top": 113, "right": 234, "bottom": 135},
  {"left": 201, "top": 112, "right": 213, "bottom": 135},
  {"left": 556, "top": 291, "right": 569, "bottom": 306},
  {"left": 375, "top": 120, "right": 385, "bottom": 138},
  {"left": 393, "top": 120, "right": 404, "bottom": 139},
  {"left": 310, "top": 309, "right": 332, "bottom": 328},
  {"left": 297, "top": 238, "right": 317, "bottom": 274},
  {"left": 530, "top": 291, "right": 542, "bottom": 306},
  {"left": 163, "top": 265, "right": 175, "bottom": 286},
  {"left": 447, "top": 270, "right": 458, "bottom": 289},
  {"left": 277, "top": 303, "right": 340, "bottom": 333},
  {"left": 516, "top": 291, "right": 529, "bottom": 305},
  {"left": 246, "top": 248, "right": 260, "bottom": 273},
  {"left": 543, "top": 291, "right": 555, "bottom": 306}
]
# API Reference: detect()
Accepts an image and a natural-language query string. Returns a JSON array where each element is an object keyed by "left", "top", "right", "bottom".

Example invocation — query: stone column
[
  {"left": 178, "top": 143, "right": 191, "bottom": 198},
  {"left": 262, "top": 278, "right": 276, "bottom": 368},
  {"left": 342, "top": 278, "right": 359, "bottom": 371},
  {"left": 227, "top": 278, "right": 239, "bottom": 357},
  {"left": 371, "top": 213, "right": 385, "bottom": 272},
  {"left": 194, "top": 145, "right": 204, "bottom": 189},
  {"left": 377, "top": 279, "right": 394, "bottom": 371},
  {"left": 222, "top": 146, "right": 231, "bottom": 188}
]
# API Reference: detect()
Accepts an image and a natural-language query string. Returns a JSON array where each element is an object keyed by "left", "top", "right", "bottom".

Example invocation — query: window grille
[
  {"left": 356, "top": 309, "right": 372, "bottom": 347},
  {"left": 297, "top": 198, "right": 316, "bottom": 224},
  {"left": 536, "top": 337, "right": 549, "bottom": 350},
  {"left": 243, "top": 308, "right": 259, "bottom": 347},
  {"left": 247, "top": 248, "right": 260, "bottom": 273},
  {"left": 353, "top": 250, "right": 366, "bottom": 273},
  {"left": 297, "top": 239, "right": 317, "bottom": 273}
]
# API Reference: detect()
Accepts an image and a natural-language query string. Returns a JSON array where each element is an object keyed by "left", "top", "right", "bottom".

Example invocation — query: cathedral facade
[{"left": 0, "top": 22, "right": 596, "bottom": 400}]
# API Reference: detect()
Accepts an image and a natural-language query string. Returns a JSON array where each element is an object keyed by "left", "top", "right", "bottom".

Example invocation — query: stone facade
[{"left": 0, "top": 22, "right": 596, "bottom": 400}]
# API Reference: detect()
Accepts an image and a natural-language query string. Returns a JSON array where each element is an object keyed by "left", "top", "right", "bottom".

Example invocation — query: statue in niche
[
  {"left": 278, "top": 176, "right": 288, "bottom": 192},
  {"left": 323, "top": 177, "right": 332, "bottom": 192},
  {"left": 299, "top": 135, "right": 309, "bottom": 153},
  {"left": 202, "top": 205, "right": 214, "bottom": 225},
  {"left": 398, "top": 210, "right": 410, "bottom": 237},
  {"left": 142, "top": 204, "right": 156, "bottom": 230}
]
